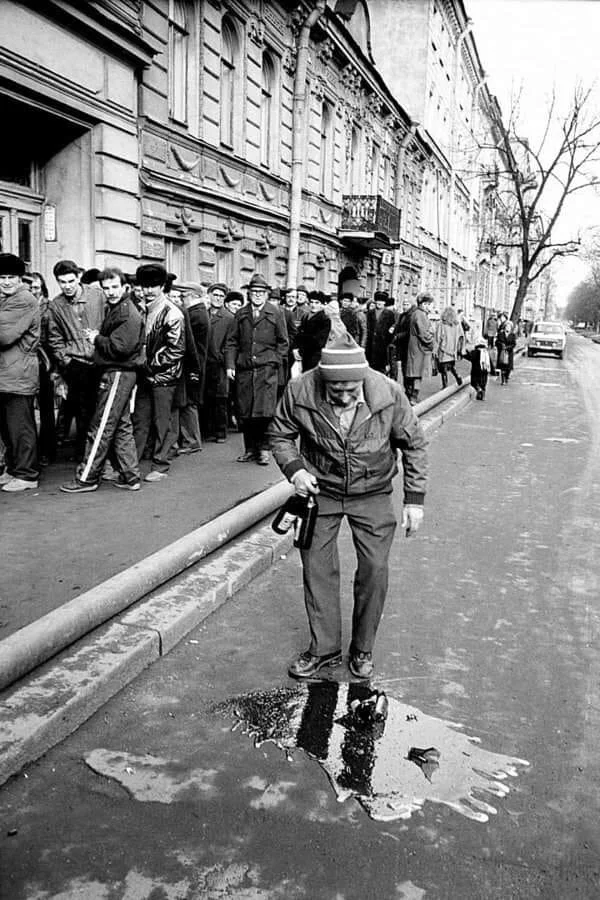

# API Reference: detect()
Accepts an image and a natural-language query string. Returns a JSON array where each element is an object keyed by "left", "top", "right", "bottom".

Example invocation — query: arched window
[
  {"left": 220, "top": 18, "right": 238, "bottom": 146},
  {"left": 260, "top": 53, "right": 275, "bottom": 167},
  {"left": 320, "top": 101, "right": 332, "bottom": 196},
  {"left": 169, "top": 0, "right": 189, "bottom": 123}
]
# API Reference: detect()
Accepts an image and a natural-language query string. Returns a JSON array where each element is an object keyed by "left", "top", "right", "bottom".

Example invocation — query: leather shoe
[
  {"left": 256, "top": 450, "right": 270, "bottom": 466},
  {"left": 236, "top": 451, "right": 256, "bottom": 462},
  {"left": 288, "top": 650, "right": 342, "bottom": 679},
  {"left": 349, "top": 650, "right": 373, "bottom": 679}
]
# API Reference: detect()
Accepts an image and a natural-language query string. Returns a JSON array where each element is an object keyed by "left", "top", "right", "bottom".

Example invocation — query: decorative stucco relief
[{"left": 170, "top": 146, "right": 202, "bottom": 173}]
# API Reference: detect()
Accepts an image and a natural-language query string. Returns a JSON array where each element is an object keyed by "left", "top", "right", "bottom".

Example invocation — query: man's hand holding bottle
[{"left": 291, "top": 468, "right": 319, "bottom": 498}]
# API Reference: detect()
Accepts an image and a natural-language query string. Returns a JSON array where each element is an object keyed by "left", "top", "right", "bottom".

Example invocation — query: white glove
[{"left": 402, "top": 505, "right": 424, "bottom": 536}]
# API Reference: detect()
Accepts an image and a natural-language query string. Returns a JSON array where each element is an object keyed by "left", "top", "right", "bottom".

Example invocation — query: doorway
[
  {"left": 0, "top": 92, "right": 90, "bottom": 274},
  {"left": 0, "top": 194, "right": 42, "bottom": 271}
]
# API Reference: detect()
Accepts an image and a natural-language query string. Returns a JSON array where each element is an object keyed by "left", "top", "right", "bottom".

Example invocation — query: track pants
[{"left": 78, "top": 370, "right": 139, "bottom": 485}]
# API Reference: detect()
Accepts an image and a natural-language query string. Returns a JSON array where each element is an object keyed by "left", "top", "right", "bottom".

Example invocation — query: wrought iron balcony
[{"left": 339, "top": 195, "right": 401, "bottom": 250}]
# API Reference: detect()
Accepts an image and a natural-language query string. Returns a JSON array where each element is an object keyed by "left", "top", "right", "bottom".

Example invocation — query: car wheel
[
  {"left": 527, "top": 349, "right": 534, "bottom": 357},
  {"left": 558, "top": 352, "right": 563, "bottom": 359}
]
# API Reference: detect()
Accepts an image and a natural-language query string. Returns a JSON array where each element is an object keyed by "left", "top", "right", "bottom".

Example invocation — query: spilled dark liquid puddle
[{"left": 214, "top": 682, "right": 529, "bottom": 822}]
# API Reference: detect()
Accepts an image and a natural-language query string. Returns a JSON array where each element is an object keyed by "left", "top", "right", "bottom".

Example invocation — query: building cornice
[{"left": 19, "top": 0, "right": 158, "bottom": 67}]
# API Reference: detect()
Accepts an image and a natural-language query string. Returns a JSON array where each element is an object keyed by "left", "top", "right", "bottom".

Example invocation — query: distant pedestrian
[
  {"left": 293, "top": 291, "right": 331, "bottom": 372},
  {"left": 395, "top": 292, "right": 435, "bottom": 405},
  {"left": 60, "top": 267, "right": 145, "bottom": 493},
  {"left": 226, "top": 273, "right": 288, "bottom": 465},
  {"left": 496, "top": 315, "right": 516, "bottom": 385},
  {"left": 351, "top": 295, "right": 368, "bottom": 348},
  {"left": 456, "top": 308, "right": 470, "bottom": 356},
  {"left": 339, "top": 292, "right": 362, "bottom": 345},
  {"left": 434, "top": 307, "right": 463, "bottom": 389},
  {"left": 484, "top": 312, "right": 498, "bottom": 349},
  {"left": 366, "top": 291, "right": 396, "bottom": 372},
  {"left": 269, "top": 331, "right": 428, "bottom": 680},
  {"left": 0, "top": 253, "right": 41, "bottom": 492},
  {"left": 462, "top": 340, "right": 491, "bottom": 400}
]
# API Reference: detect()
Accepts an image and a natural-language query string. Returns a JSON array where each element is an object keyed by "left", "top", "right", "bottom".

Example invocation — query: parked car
[{"left": 527, "top": 321, "right": 566, "bottom": 359}]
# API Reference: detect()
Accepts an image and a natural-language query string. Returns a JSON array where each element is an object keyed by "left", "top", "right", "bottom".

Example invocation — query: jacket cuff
[
  {"left": 404, "top": 491, "right": 425, "bottom": 506},
  {"left": 282, "top": 458, "right": 306, "bottom": 480}
]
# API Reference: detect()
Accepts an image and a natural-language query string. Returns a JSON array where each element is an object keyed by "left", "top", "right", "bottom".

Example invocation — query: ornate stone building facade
[
  {"left": 0, "top": 0, "right": 516, "bottom": 318},
  {"left": 0, "top": 1, "right": 153, "bottom": 275},
  {"left": 137, "top": 0, "right": 429, "bottom": 299}
]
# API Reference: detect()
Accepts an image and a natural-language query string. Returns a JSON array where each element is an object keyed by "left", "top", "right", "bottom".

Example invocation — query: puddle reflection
[{"left": 214, "top": 683, "right": 529, "bottom": 822}]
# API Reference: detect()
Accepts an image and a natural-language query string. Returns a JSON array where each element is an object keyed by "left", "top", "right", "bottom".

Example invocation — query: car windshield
[{"left": 533, "top": 324, "right": 563, "bottom": 334}]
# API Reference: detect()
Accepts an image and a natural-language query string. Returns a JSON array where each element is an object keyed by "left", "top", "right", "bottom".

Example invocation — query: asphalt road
[{"left": 4, "top": 339, "right": 599, "bottom": 899}]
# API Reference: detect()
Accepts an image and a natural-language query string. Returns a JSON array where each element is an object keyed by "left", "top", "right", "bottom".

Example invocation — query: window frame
[
  {"left": 220, "top": 16, "right": 239, "bottom": 150},
  {"left": 168, "top": 0, "right": 189, "bottom": 125}
]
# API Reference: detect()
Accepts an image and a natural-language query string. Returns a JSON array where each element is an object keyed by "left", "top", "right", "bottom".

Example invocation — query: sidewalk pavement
[{"left": 0, "top": 359, "right": 472, "bottom": 640}]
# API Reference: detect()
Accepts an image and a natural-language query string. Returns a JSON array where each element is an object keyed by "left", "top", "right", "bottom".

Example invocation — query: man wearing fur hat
[
  {"left": 0, "top": 253, "right": 41, "bottom": 492},
  {"left": 131, "top": 263, "right": 185, "bottom": 482},
  {"left": 269, "top": 331, "right": 428, "bottom": 680},
  {"left": 366, "top": 290, "right": 396, "bottom": 373},
  {"left": 226, "top": 273, "right": 288, "bottom": 464}
]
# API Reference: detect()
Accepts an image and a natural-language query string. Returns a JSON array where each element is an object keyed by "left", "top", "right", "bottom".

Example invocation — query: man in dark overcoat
[
  {"left": 226, "top": 274, "right": 288, "bottom": 465},
  {"left": 204, "top": 282, "right": 235, "bottom": 443},
  {"left": 293, "top": 291, "right": 331, "bottom": 372},
  {"left": 366, "top": 290, "right": 397, "bottom": 373}
]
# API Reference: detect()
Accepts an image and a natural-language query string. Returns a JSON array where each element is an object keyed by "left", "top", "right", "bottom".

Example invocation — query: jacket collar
[{"left": 241, "top": 301, "right": 276, "bottom": 322}]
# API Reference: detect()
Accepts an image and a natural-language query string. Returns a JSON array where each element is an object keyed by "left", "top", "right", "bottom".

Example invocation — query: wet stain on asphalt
[{"left": 213, "top": 682, "right": 529, "bottom": 822}]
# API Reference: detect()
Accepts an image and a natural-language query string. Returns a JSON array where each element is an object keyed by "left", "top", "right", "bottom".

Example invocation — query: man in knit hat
[{"left": 269, "top": 331, "right": 428, "bottom": 680}]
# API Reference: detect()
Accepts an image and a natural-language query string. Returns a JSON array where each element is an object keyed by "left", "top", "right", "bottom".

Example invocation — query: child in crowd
[{"left": 462, "top": 340, "right": 491, "bottom": 400}]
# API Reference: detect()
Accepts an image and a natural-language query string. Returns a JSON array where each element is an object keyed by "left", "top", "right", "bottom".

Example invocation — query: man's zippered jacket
[{"left": 268, "top": 367, "right": 427, "bottom": 503}]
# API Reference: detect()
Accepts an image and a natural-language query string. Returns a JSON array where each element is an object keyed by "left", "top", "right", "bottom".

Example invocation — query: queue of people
[{"left": 0, "top": 246, "right": 519, "bottom": 496}]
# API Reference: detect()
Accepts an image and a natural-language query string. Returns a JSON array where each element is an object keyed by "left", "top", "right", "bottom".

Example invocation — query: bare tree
[
  {"left": 485, "top": 86, "right": 600, "bottom": 322},
  {"left": 581, "top": 226, "right": 600, "bottom": 291},
  {"left": 564, "top": 278, "right": 600, "bottom": 330}
]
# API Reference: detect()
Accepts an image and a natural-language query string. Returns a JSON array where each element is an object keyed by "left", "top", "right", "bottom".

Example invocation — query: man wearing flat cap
[
  {"left": 0, "top": 253, "right": 41, "bottom": 492},
  {"left": 269, "top": 331, "right": 428, "bottom": 680},
  {"left": 226, "top": 273, "right": 288, "bottom": 465}
]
